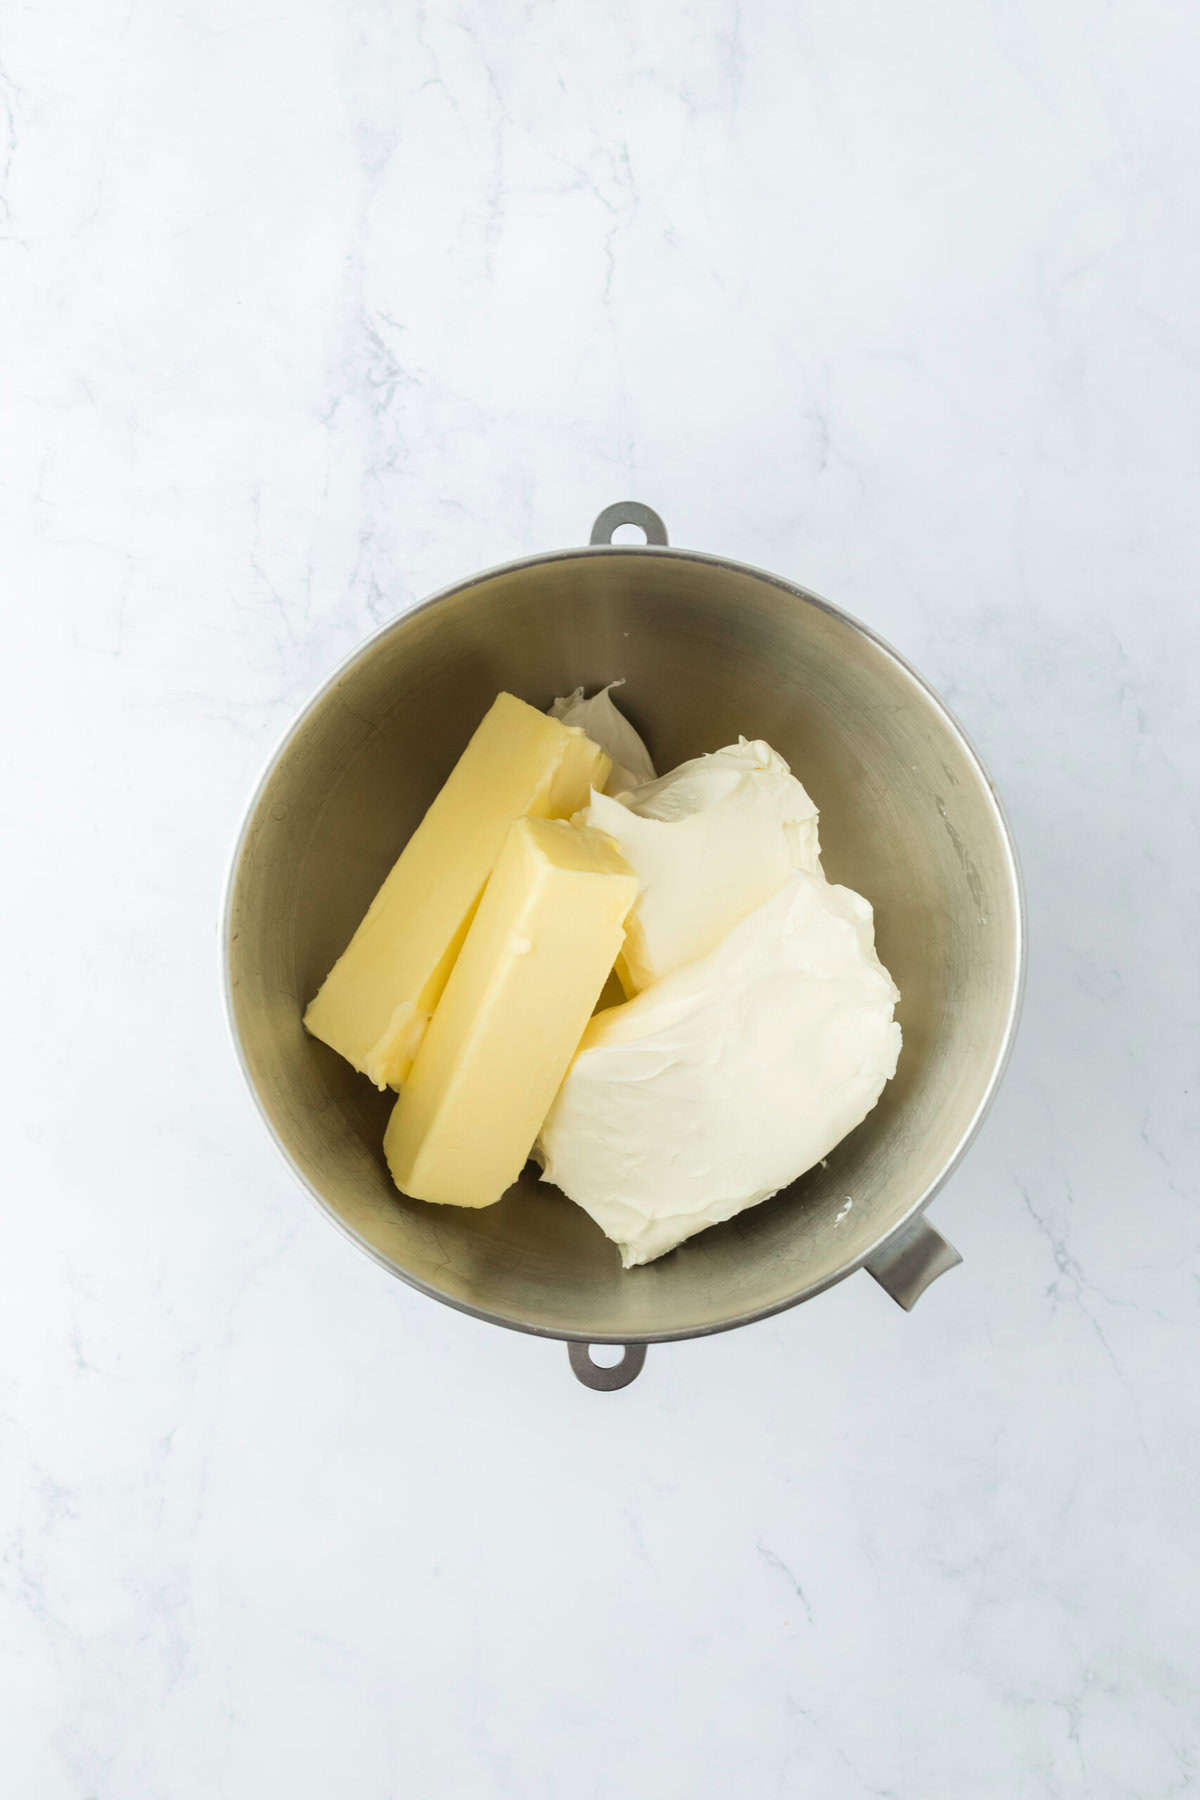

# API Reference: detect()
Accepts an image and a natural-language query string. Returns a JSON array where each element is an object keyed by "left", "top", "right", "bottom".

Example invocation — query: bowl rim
[{"left": 222, "top": 540, "right": 1028, "bottom": 1344}]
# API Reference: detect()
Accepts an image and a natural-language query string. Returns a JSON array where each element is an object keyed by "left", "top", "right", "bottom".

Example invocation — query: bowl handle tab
[
  {"left": 865, "top": 1215, "right": 962, "bottom": 1311},
  {"left": 589, "top": 501, "right": 669, "bottom": 547},
  {"left": 567, "top": 1342, "right": 648, "bottom": 1390}
]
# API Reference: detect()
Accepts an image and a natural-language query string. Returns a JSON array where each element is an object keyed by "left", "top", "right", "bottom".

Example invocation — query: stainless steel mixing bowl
[{"left": 224, "top": 502, "right": 1024, "bottom": 1389}]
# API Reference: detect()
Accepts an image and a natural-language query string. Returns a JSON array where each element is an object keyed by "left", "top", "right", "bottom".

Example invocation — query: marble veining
[{"left": 3, "top": 1, "right": 1199, "bottom": 1795}]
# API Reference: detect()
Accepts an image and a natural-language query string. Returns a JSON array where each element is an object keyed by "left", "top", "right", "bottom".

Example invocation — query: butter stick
[
  {"left": 384, "top": 817, "right": 637, "bottom": 1209},
  {"left": 304, "top": 694, "right": 611, "bottom": 1088}
]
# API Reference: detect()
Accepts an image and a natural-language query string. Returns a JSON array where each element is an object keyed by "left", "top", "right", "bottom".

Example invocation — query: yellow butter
[
  {"left": 383, "top": 817, "right": 637, "bottom": 1209},
  {"left": 304, "top": 694, "right": 611, "bottom": 1088}
]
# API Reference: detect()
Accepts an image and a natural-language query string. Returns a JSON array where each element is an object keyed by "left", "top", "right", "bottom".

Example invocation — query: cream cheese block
[
  {"left": 384, "top": 817, "right": 638, "bottom": 1209},
  {"left": 537, "top": 870, "right": 902, "bottom": 1266},
  {"left": 583, "top": 737, "right": 822, "bottom": 996},
  {"left": 304, "top": 693, "right": 611, "bottom": 1089}
]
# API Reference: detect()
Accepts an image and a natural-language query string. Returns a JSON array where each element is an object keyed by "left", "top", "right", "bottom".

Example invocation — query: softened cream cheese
[
  {"left": 584, "top": 738, "right": 821, "bottom": 994},
  {"left": 537, "top": 869, "right": 901, "bottom": 1266}
]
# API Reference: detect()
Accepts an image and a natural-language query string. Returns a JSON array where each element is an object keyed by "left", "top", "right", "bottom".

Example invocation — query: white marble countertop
[{"left": 5, "top": 3, "right": 1199, "bottom": 1794}]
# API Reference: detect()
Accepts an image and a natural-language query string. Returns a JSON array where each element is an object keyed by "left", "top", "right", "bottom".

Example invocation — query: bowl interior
[{"left": 226, "top": 549, "right": 1022, "bottom": 1340}]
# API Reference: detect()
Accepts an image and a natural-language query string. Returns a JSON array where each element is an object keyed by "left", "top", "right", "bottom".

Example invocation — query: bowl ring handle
[
  {"left": 568, "top": 1342, "right": 648, "bottom": 1391},
  {"left": 590, "top": 501, "right": 669, "bottom": 547}
]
